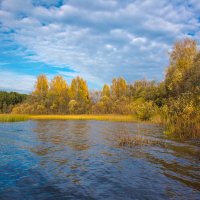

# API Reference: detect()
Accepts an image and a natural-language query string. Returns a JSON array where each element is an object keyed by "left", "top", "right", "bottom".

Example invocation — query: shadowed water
[{"left": 0, "top": 120, "right": 199, "bottom": 200}]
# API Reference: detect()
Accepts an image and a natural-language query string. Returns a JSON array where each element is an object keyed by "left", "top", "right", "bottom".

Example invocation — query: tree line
[
  {"left": 0, "top": 91, "right": 27, "bottom": 113},
  {"left": 12, "top": 75, "right": 163, "bottom": 116},
  {"left": 1, "top": 38, "right": 200, "bottom": 138}
]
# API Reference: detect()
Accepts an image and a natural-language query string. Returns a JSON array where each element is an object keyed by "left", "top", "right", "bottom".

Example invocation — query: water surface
[{"left": 0, "top": 120, "right": 200, "bottom": 199}]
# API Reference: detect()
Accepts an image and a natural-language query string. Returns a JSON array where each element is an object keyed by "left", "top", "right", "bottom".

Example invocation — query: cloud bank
[{"left": 0, "top": 0, "right": 199, "bottom": 92}]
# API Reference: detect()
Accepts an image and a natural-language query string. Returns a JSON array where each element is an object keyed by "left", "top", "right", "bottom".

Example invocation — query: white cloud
[{"left": 1, "top": 0, "right": 32, "bottom": 13}]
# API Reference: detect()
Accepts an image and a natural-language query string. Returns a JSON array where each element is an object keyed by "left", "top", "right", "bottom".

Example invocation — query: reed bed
[
  {"left": 0, "top": 114, "right": 29, "bottom": 122},
  {"left": 118, "top": 135, "right": 158, "bottom": 147},
  {"left": 0, "top": 114, "right": 135, "bottom": 122},
  {"left": 0, "top": 114, "right": 161, "bottom": 123},
  {"left": 29, "top": 114, "right": 137, "bottom": 122}
]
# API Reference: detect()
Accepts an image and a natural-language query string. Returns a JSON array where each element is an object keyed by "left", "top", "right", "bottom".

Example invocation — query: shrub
[
  {"left": 135, "top": 101, "right": 155, "bottom": 121},
  {"left": 162, "top": 94, "right": 200, "bottom": 138}
]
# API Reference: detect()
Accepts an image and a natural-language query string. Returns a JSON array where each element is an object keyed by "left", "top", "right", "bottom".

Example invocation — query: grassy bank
[
  {"left": 0, "top": 114, "right": 29, "bottom": 122},
  {"left": 0, "top": 114, "right": 161, "bottom": 123}
]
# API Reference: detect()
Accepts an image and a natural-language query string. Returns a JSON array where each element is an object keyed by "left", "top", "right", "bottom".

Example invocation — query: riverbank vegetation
[
  {"left": 0, "top": 38, "right": 199, "bottom": 138},
  {"left": 0, "top": 114, "right": 29, "bottom": 122},
  {"left": 162, "top": 39, "right": 200, "bottom": 138},
  {"left": 0, "top": 114, "right": 161, "bottom": 123}
]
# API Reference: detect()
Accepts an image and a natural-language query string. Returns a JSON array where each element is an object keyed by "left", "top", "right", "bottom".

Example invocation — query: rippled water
[{"left": 0, "top": 120, "right": 200, "bottom": 200}]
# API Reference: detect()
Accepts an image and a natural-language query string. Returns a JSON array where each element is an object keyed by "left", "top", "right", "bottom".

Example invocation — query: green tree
[{"left": 0, "top": 91, "right": 27, "bottom": 113}]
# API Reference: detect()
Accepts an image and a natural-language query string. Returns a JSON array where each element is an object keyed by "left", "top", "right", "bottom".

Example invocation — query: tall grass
[
  {"left": 29, "top": 114, "right": 137, "bottom": 122},
  {"left": 0, "top": 114, "right": 29, "bottom": 122},
  {"left": 164, "top": 116, "right": 200, "bottom": 139},
  {"left": 0, "top": 114, "right": 136, "bottom": 122},
  {"left": 0, "top": 114, "right": 161, "bottom": 123}
]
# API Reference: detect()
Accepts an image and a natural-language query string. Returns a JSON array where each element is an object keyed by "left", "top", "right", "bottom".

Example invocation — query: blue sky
[{"left": 0, "top": 0, "right": 199, "bottom": 93}]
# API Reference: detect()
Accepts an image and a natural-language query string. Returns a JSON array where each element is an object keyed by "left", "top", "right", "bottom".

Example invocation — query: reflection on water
[{"left": 0, "top": 120, "right": 200, "bottom": 200}]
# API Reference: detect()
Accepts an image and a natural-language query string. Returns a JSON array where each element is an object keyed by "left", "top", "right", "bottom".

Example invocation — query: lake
[{"left": 0, "top": 120, "right": 200, "bottom": 200}]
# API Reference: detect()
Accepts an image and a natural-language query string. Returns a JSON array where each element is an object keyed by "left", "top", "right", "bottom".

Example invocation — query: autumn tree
[
  {"left": 163, "top": 38, "right": 200, "bottom": 138},
  {"left": 48, "top": 76, "right": 69, "bottom": 113},
  {"left": 181, "top": 52, "right": 200, "bottom": 94},
  {"left": 33, "top": 74, "right": 49, "bottom": 103},
  {"left": 102, "top": 84, "right": 110, "bottom": 98},
  {"left": 69, "top": 76, "right": 90, "bottom": 113},
  {"left": 111, "top": 77, "right": 127, "bottom": 99},
  {"left": 165, "top": 38, "right": 197, "bottom": 96}
]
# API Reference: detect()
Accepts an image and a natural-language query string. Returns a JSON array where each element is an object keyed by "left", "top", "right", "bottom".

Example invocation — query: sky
[{"left": 0, "top": 0, "right": 200, "bottom": 93}]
